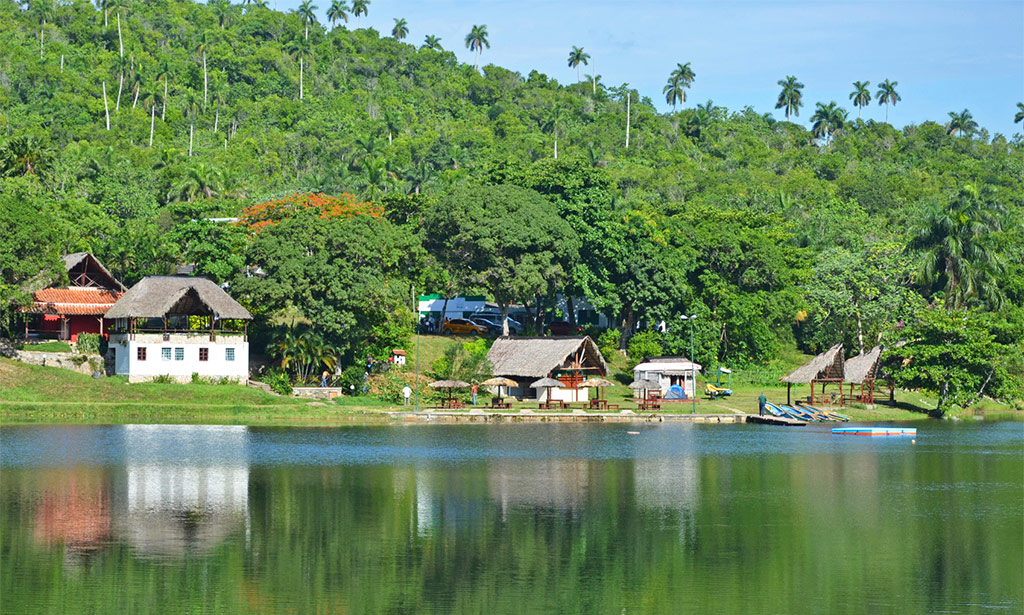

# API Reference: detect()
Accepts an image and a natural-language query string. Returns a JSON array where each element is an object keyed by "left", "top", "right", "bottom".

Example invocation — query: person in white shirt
[{"left": 402, "top": 384, "right": 413, "bottom": 406}]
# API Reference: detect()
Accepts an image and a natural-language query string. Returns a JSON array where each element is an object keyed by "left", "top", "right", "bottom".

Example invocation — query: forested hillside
[{"left": 1, "top": 0, "right": 1021, "bottom": 412}]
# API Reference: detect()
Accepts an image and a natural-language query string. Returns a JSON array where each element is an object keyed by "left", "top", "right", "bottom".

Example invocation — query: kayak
[{"left": 832, "top": 427, "right": 917, "bottom": 436}]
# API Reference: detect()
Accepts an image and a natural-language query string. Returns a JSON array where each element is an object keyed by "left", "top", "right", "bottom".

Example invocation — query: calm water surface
[{"left": 1, "top": 422, "right": 1021, "bottom": 614}]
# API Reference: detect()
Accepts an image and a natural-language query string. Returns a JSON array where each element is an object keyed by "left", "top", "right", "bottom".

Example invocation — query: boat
[
  {"left": 831, "top": 427, "right": 917, "bottom": 436},
  {"left": 798, "top": 403, "right": 849, "bottom": 422}
]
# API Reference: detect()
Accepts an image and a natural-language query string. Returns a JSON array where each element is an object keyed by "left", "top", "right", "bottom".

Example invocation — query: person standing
[
  {"left": 758, "top": 392, "right": 767, "bottom": 416},
  {"left": 402, "top": 384, "right": 412, "bottom": 406},
  {"left": 320, "top": 371, "right": 329, "bottom": 387},
  {"left": 471, "top": 384, "right": 478, "bottom": 406}
]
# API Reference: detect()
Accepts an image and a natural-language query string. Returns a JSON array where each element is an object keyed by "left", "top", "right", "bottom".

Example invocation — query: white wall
[{"left": 109, "top": 333, "right": 248, "bottom": 383}]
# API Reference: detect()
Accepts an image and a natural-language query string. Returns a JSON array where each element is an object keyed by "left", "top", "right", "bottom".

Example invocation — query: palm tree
[
  {"left": 287, "top": 36, "right": 313, "bottom": 100},
  {"left": 29, "top": 0, "right": 55, "bottom": 59},
  {"left": 113, "top": 52, "right": 130, "bottom": 111},
  {"left": 155, "top": 57, "right": 172, "bottom": 121},
  {"left": 567, "top": 46, "right": 590, "bottom": 82},
  {"left": 1014, "top": 102, "right": 1023, "bottom": 124},
  {"left": 175, "top": 162, "right": 223, "bottom": 201},
  {"left": 876, "top": 79, "right": 900, "bottom": 123},
  {"left": 242, "top": 0, "right": 265, "bottom": 10},
  {"left": 351, "top": 0, "right": 369, "bottom": 26},
  {"left": 0, "top": 135, "right": 51, "bottom": 176},
  {"left": 210, "top": 77, "right": 227, "bottom": 133},
  {"left": 295, "top": 0, "right": 319, "bottom": 40},
  {"left": 541, "top": 105, "right": 562, "bottom": 159},
  {"left": 668, "top": 62, "right": 695, "bottom": 108},
  {"left": 209, "top": 0, "right": 233, "bottom": 29},
  {"left": 946, "top": 109, "right": 978, "bottom": 137},
  {"left": 194, "top": 30, "right": 215, "bottom": 107},
  {"left": 775, "top": 75, "right": 803, "bottom": 121},
  {"left": 849, "top": 80, "right": 870, "bottom": 119},
  {"left": 810, "top": 101, "right": 847, "bottom": 145},
  {"left": 908, "top": 184, "right": 1005, "bottom": 310},
  {"left": 465, "top": 24, "right": 489, "bottom": 71},
  {"left": 663, "top": 75, "right": 684, "bottom": 111},
  {"left": 143, "top": 87, "right": 161, "bottom": 146},
  {"left": 356, "top": 156, "right": 398, "bottom": 200},
  {"left": 422, "top": 34, "right": 442, "bottom": 50},
  {"left": 326, "top": 0, "right": 348, "bottom": 28},
  {"left": 182, "top": 88, "right": 201, "bottom": 156},
  {"left": 391, "top": 17, "right": 408, "bottom": 40}
]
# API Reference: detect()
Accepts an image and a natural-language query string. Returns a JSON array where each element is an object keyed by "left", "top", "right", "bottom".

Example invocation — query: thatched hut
[
  {"left": 486, "top": 336, "right": 607, "bottom": 402},
  {"left": 780, "top": 343, "right": 845, "bottom": 406},
  {"left": 844, "top": 346, "right": 883, "bottom": 404},
  {"left": 106, "top": 276, "right": 252, "bottom": 383}
]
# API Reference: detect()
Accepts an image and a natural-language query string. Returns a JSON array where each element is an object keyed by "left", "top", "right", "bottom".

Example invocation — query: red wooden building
[{"left": 21, "top": 253, "right": 126, "bottom": 342}]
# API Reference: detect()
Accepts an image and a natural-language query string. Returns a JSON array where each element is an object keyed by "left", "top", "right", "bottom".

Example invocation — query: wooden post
[
  {"left": 810, "top": 380, "right": 815, "bottom": 405},
  {"left": 787, "top": 382, "right": 791, "bottom": 406}
]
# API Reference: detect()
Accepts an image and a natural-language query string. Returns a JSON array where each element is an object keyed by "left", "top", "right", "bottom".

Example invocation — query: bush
[
  {"left": 151, "top": 374, "right": 175, "bottom": 384},
  {"left": 627, "top": 330, "right": 663, "bottom": 366},
  {"left": 76, "top": 333, "right": 103, "bottom": 355},
  {"left": 340, "top": 364, "right": 366, "bottom": 395},
  {"left": 263, "top": 369, "right": 293, "bottom": 395},
  {"left": 598, "top": 329, "right": 620, "bottom": 359}
]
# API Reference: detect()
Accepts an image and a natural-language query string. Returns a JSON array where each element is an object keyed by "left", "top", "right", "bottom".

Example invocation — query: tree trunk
[
  {"left": 566, "top": 294, "right": 576, "bottom": 328},
  {"left": 162, "top": 79, "right": 167, "bottom": 121},
  {"left": 618, "top": 304, "right": 635, "bottom": 351},
  {"left": 60, "top": 54, "right": 63, "bottom": 73},
  {"left": 625, "top": 93, "right": 631, "bottom": 149},
  {"left": 203, "top": 52, "right": 208, "bottom": 107},
  {"left": 856, "top": 310, "right": 864, "bottom": 355},
  {"left": 440, "top": 295, "right": 451, "bottom": 326},
  {"left": 535, "top": 295, "right": 544, "bottom": 335},
  {"left": 299, "top": 56, "right": 303, "bottom": 100},
  {"left": 935, "top": 380, "right": 949, "bottom": 417},
  {"left": 500, "top": 301, "right": 511, "bottom": 337},
  {"left": 116, "top": 71, "right": 123, "bottom": 111},
  {"left": 214, "top": 105, "right": 219, "bottom": 133},
  {"left": 102, "top": 81, "right": 110, "bottom": 130},
  {"left": 132, "top": 84, "right": 140, "bottom": 108},
  {"left": 592, "top": 59, "right": 596, "bottom": 95},
  {"left": 116, "top": 13, "right": 123, "bottom": 58},
  {"left": 553, "top": 135, "right": 557, "bottom": 159},
  {"left": 149, "top": 104, "right": 155, "bottom": 146},
  {"left": 189, "top": 121, "right": 194, "bottom": 157}
]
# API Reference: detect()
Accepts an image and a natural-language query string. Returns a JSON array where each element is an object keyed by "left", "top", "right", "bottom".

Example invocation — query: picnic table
[
  {"left": 538, "top": 400, "right": 571, "bottom": 410},
  {"left": 638, "top": 399, "right": 662, "bottom": 412},
  {"left": 440, "top": 399, "right": 465, "bottom": 409},
  {"left": 486, "top": 397, "right": 512, "bottom": 410},
  {"left": 588, "top": 399, "right": 619, "bottom": 411}
]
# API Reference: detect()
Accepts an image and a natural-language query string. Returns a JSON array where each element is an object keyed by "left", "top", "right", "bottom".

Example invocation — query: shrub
[
  {"left": 263, "top": 369, "right": 293, "bottom": 395},
  {"left": 152, "top": 374, "right": 175, "bottom": 384},
  {"left": 598, "top": 329, "right": 620, "bottom": 359},
  {"left": 76, "top": 333, "right": 103, "bottom": 355},
  {"left": 340, "top": 364, "right": 366, "bottom": 395},
  {"left": 627, "top": 330, "right": 663, "bottom": 366}
]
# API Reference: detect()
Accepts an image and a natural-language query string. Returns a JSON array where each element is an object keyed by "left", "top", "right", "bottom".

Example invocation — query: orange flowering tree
[{"left": 238, "top": 192, "right": 383, "bottom": 232}]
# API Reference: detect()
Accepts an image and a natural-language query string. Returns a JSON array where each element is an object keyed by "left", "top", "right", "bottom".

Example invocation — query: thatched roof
[
  {"left": 106, "top": 276, "right": 252, "bottom": 320},
  {"left": 487, "top": 336, "right": 607, "bottom": 379},
  {"left": 62, "top": 253, "right": 125, "bottom": 291},
  {"left": 780, "top": 343, "right": 845, "bottom": 383},
  {"left": 845, "top": 346, "right": 882, "bottom": 384}
]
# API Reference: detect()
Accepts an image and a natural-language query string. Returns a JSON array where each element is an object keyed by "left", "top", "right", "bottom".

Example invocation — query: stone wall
[
  {"left": 292, "top": 387, "right": 344, "bottom": 400},
  {"left": 16, "top": 350, "right": 104, "bottom": 377}
]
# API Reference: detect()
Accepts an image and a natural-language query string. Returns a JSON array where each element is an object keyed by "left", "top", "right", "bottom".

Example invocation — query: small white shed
[{"left": 632, "top": 356, "right": 702, "bottom": 399}]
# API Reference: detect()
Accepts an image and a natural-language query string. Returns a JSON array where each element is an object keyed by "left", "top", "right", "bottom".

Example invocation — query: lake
[{"left": 1, "top": 422, "right": 1021, "bottom": 614}]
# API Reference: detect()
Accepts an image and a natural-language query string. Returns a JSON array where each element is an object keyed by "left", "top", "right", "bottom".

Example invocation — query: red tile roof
[{"left": 22, "top": 288, "right": 123, "bottom": 316}]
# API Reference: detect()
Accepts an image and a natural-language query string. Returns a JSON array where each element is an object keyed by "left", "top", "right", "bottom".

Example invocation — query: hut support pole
[
  {"left": 787, "top": 383, "right": 791, "bottom": 406},
  {"left": 811, "top": 381, "right": 815, "bottom": 405}
]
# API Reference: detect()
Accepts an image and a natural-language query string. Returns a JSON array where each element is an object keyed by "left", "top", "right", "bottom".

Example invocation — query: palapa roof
[
  {"left": 780, "top": 343, "right": 845, "bottom": 384},
  {"left": 105, "top": 276, "right": 252, "bottom": 320},
  {"left": 487, "top": 336, "right": 607, "bottom": 379},
  {"left": 844, "top": 346, "right": 882, "bottom": 384}
]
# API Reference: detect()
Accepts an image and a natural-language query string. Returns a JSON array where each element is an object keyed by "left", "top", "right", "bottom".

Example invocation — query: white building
[
  {"left": 632, "top": 356, "right": 702, "bottom": 399},
  {"left": 105, "top": 276, "right": 252, "bottom": 383}
]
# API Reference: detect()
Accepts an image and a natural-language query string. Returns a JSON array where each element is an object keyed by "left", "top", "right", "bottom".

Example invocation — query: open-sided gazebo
[
  {"left": 780, "top": 343, "right": 845, "bottom": 406},
  {"left": 844, "top": 346, "right": 883, "bottom": 405}
]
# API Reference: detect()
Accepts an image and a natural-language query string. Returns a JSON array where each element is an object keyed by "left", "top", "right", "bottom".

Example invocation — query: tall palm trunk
[
  {"left": 102, "top": 81, "right": 110, "bottom": 130},
  {"left": 189, "top": 120, "right": 194, "bottom": 156},
  {"left": 116, "top": 13, "right": 123, "bottom": 58},
  {"left": 115, "top": 70, "right": 123, "bottom": 111},
  {"left": 162, "top": 79, "right": 167, "bottom": 120},
  {"left": 202, "top": 52, "right": 208, "bottom": 107},
  {"left": 132, "top": 84, "right": 139, "bottom": 108},
  {"left": 149, "top": 104, "right": 155, "bottom": 146},
  {"left": 214, "top": 104, "right": 219, "bottom": 133},
  {"left": 299, "top": 57, "right": 303, "bottom": 100},
  {"left": 553, "top": 134, "right": 557, "bottom": 159},
  {"left": 625, "top": 92, "right": 631, "bottom": 148},
  {"left": 592, "top": 59, "right": 596, "bottom": 96}
]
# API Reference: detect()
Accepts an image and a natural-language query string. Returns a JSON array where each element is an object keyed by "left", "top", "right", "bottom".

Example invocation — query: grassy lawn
[{"left": 17, "top": 341, "right": 73, "bottom": 353}]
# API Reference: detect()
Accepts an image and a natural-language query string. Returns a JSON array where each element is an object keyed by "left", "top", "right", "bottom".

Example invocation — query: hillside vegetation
[{"left": 1, "top": 0, "right": 1022, "bottom": 415}]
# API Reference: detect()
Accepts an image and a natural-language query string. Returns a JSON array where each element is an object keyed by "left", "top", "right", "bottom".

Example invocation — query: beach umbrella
[
  {"left": 480, "top": 376, "right": 518, "bottom": 398},
  {"left": 428, "top": 379, "right": 471, "bottom": 404},
  {"left": 628, "top": 378, "right": 661, "bottom": 399},
  {"left": 581, "top": 376, "right": 614, "bottom": 401},
  {"left": 530, "top": 377, "right": 563, "bottom": 404}
]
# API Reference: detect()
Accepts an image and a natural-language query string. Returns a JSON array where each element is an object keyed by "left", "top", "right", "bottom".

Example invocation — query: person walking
[
  {"left": 402, "top": 384, "right": 412, "bottom": 406},
  {"left": 320, "top": 371, "right": 329, "bottom": 387},
  {"left": 758, "top": 392, "right": 767, "bottom": 416}
]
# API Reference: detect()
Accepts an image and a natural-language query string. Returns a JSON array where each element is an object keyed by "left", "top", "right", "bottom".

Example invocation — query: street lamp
[
  {"left": 680, "top": 314, "right": 697, "bottom": 414},
  {"left": 412, "top": 284, "right": 420, "bottom": 413}
]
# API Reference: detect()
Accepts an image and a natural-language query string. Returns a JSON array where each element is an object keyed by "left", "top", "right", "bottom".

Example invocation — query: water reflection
[
  {"left": 0, "top": 423, "right": 1020, "bottom": 615},
  {"left": 116, "top": 425, "right": 249, "bottom": 558}
]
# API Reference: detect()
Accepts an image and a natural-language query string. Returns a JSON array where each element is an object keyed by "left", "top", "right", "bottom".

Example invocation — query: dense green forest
[{"left": 0, "top": 0, "right": 1021, "bottom": 412}]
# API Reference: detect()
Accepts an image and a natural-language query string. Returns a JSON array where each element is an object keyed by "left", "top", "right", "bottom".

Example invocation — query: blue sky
[{"left": 275, "top": 0, "right": 1024, "bottom": 137}]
